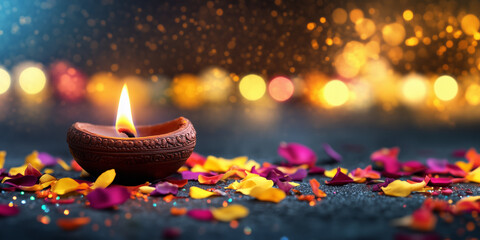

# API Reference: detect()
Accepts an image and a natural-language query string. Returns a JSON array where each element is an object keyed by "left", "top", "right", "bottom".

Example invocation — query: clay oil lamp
[{"left": 67, "top": 84, "right": 196, "bottom": 182}]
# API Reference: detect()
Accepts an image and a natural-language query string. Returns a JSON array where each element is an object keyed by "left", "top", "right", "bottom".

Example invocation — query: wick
[{"left": 118, "top": 128, "right": 136, "bottom": 138}]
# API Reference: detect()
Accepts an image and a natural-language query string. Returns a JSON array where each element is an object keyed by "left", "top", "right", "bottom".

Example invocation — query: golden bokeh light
[
  {"left": 123, "top": 76, "right": 150, "bottom": 108},
  {"left": 403, "top": 10, "right": 414, "bottom": 21},
  {"left": 268, "top": 76, "right": 294, "bottom": 102},
  {"left": 461, "top": 14, "right": 480, "bottom": 36},
  {"left": 382, "top": 23, "right": 406, "bottom": 46},
  {"left": 332, "top": 8, "right": 347, "bottom": 24},
  {"left": 465, "top": 83, "right": 480, "bottom": 105},
  {"left": 355, "top": 18, "right": 376, "bottom": 40},
  {"left": 19, "top": 67, "right": 47, "bottom": 95},
  {"left": 335, "top": 41, "right": 367, "bottom": 78},
  {"left": 171, "top": 74, "right": 204, "bottom": 108},
  {"left": 199, "top": 67, "right": 233, "bottom": 103},
  {"left": 434, "top": 75, "right": 458, "bottom": 101},
  {"left": 401, "top": 74, "right": 428, "bottom": 105},
  {"left": 0, "top": 68, "right": 11, "bottom": 95},
  {"left": 349, "top": 9, "right": 364, "bottom": 23},
  {"left": 322, "top": 80, "right": 349, "bottom": 107},
  {"left": 239, "top": 74, "right": 266, "bottom": 101},
  {"left": 87, "top": 72, "right": 121, "bottom": 106}
]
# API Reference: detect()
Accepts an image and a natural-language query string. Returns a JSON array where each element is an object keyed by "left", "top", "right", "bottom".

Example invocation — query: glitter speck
[
  {"left": 30, "top": 196, "right": 35, "bottom": 200},
  {"left": 244, "top": 227, "right": 252, "bottom": 235},
  {"left": 21, "top": 200, "right": 26, "bottom": 204}
]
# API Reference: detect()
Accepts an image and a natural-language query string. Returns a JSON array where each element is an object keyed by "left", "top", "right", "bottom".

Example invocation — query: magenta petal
[
  {"left": 278, "top": 143, "right": 317, "bottom": 167},
  {"left": 452, "top": 149, "right": 467, "bottom": 158},
  {"left": 276, "top": 180, "right": 293, "bottom": 194},
  {"left": 325, "top": 168, "right": 354, "bottom": 186},
  {"left": 24, "top": 165, "right": 42, "bottom": 177},
  {"left": 288, "top": 169, "right": 307, "bottom": 181},
  {"left": 372, "top": 178, "right": 395, "bottom": 192},
  {"left": 309, "top": 166, "right": 325, "bottom": 175},
  {"left": 180, "top": 171, "right": 215, "bottom": 180},
  {"left": 37, "top": 152, "right": 57, "bottom": 166},
  {"left": 426, "top": 158, "right": 448, "bottom": 173},
  {"left": 87, "top": 186, "right": 130, "bottom": 209},
  {"left": 446, "top": 164, "right": 466, "bottom": 177},
  {"left": 401, "top": 161, "right": 426, "bottom": 173},
  {"left": 429, "top": 178, "right": 452, "bottom": 187},
  {"left": 187, "top": 209, "right": 213, "bottom": 221},
  {"left": 4, "top": 175, "right": 38, "bottom": 187},
  {"left": 322, "top": 143, "right": 342, "bottom": 162},
  {"left": 0, "top": 204, "right": 19, "bottom": 217},
  {"left": 151, "top": 182, "right": 179, "bottom": 196}
]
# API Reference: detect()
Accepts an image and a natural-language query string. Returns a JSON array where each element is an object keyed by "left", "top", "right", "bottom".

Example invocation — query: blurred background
[{"left": 1, "top": 0, "right": 480, "bottom": 161}]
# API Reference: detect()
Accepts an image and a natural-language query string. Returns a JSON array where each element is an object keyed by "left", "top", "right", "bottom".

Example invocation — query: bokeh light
[
  {"left": 171, "top": 74, "right": 204, "bottom": 109},
  {"left": 401, "top": 74, "right": 428, "bottom": 105},
  {"left": 87, "top": 73, "right": 121, "bottom": 106},
  {"left": 50, "top": 62, "right": 86, "bottom": 102},
  {"left": 199, "top": 67, "right": 233, "bottom": 103},
  {"left": 403, "top": 10, "right": 413, "bottom": 21},
  {"left": 322, "top": 80, "right": 349, "bottom": 107},
  {"left": 461, "top": 14, "right": 480, "bottom": 36},
  {"left": 0, "top": 68, "right": 11, "bottom": 95},
  {"left": 434, "top": 75, "right": 458, "bottom": 101},
  {"left": 239, "top": 74, "right": 266, "bottom": 101},
  {"left": 18, "top": 67, "right": 47, "bottom": 95},
  {"left": 332, "top": 8, "right": 347, "bottom": 24},
  {"left": 268, "top": 76, "right": 294, "bottom": 102},
  {"left": 382, "top": 23, "right": 406, "bottom": 46},
  {"left": 349, "top": 9, "right": 364, "bottom": 23},
  {"left": 355, "top": 18, "right": 376, "bottom": 40},
  {"left": 123, "top": 76, "right": 150, "bottom": 108},
  {"left": 465, "top": 83, "right": 480, "bottom": 106}
]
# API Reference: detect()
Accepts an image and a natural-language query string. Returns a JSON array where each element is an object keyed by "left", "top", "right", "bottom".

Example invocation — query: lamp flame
[{"left": 115, "top": 83, "right": 137, "bottom": 137}]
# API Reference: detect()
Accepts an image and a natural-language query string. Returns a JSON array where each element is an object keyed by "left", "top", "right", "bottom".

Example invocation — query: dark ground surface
[{"left": 1, "top": 102, "right": 480, "bottom": 240}]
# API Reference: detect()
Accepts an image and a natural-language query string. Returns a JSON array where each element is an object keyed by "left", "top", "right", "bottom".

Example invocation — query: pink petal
[
  {"left": 0, "top": 204, "right": 19, "bottom": 217},
  {"left": 24, "top": 164, "right": 42, "bottom": 177},
  {"left": 38, "top": 152, "right": 57, "bottom": 166},
  {"left": 4, "top": 175, "right": 38, "bottom": 188},
  {"left": 428, "top": 178, "right": 452, "bottom": 187},
  {"left": 187, "top": 209, "right": 213, "bottom": 221},
  {"left": 87, "top": 186, "right": 130, "bottom": 209},
  {"left": 401, "top": 161, "right": 426, "bottom": 173},
  {"left": 446, "top": 164, "right": 466, "bottom": 177},
  {"left": 441, "top": 188, "right": 453, "bottom": 195},
  {"left": 288, "top": 168, "right": 307, "bottom": 181},
  {"left": 426, "top": 158, "right": 448, "bottom": 173},
  {"left": 322, "top": 143, "right": 342, "bottom": 162},
  {"left": 151, "top": 182, "right": 179, "bottom": 196},
  {"left": 276, "top": 180, "right": 294, "bottom": 194},
  {"left": 325, "top": 168, "right": 354, "bottom": 186},
  {"left": 371, "top": 147, "right": 401, "bottom": 173},
  {"left": 308, "top": 166, "right": 325, "bottom": 175},
  {"left": 180, "top": 171, "right": 215, "bottom": 180},
  {"left": 278, "top": 143, "right": 317, "bottom": 167}
]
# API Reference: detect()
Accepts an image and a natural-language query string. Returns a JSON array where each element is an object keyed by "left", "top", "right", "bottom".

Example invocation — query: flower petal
[
  {"left": 288, "top": 168, "right": 307, "bottom": 181},
  {"left": 322, "top": 143, "right": 342, "bottom": 162},
  {"left": 203, "top": 156, "right": 248, "bottom": 172},
  {"left": 381, "top": 178, "right": 428, "bottom": 197},
  {"left": 185, "top": 152, "right": 206, "bottom": 168},
  {"left": 428, "top": 178, "right": 452, "bottom": 187},
  {"left": 56, "top": 217, "right": 91, "bottom": 231},
  {"left": 249, "top": 187, "right": 286, "bottom": 203},
  {"left": 87, "top": 186, "right": 130, "bottom": 209},
  {"left": 151, "top": 182, "right": 179, "bottom": 196},
  {"left": 278, "top": 143, "right": 317, "bottom": 167},
  {"left": 189, "top": 186, "right": 220, "bottom": 199},
  {"left": 37, "top": 152, "right": 57, "bottom": 166},
  {"left": 211, "top": 204, "right": 249, "bottom": 222},
  {"left": 170, "top": 207, "right": 187, "bottom": 216},
  {"left": 0, "top": 151, "right": 6, "bottom": 169},
  {"left": 187, "top": 209, "right": 213, "bottom": 221},
  {"left": 325, "top": 168, "right": 354, "bottom": 186},
  {"left": 324, "top": 167, "right": 348, "bottom": 178},
  {"left": 51, "top": 178, "right": 80, "bottom": 195},
  {"left": 92, "top": 169, "right": 116, "bottom": 189},
  {"left": 0, "top": 204, "right": 19, "bottom": 216},
  {"left": 309, "top": 179, "right": 327, "bottom": 198},
  {"left": 198, "top": 174, "right": 224, "bottom": 185},
  {"left": 24, "top": 164, "right": 42, "bottom": 177},
  {"left": 4, "top": 175, "right": 38, "bottom": 188}
]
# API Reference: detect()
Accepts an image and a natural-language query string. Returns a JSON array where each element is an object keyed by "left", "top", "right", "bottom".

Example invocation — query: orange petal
[{"left": 57, "top": 217, "right": 91, "bottom": 231}]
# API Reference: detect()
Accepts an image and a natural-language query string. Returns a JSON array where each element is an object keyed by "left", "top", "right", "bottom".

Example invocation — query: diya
[{"left": 67, "top": 84, "right": 196, "bottom": 182}]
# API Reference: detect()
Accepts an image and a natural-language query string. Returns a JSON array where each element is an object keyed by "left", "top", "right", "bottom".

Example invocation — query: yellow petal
[
  {"left": 139, "top": 186, "right": 156, "bottom": 194},
  {"left": 324, "top": 167, "right": 348, "bottom": 178},
  {"left": 466, "top": 167, "right": 480, "bottom": 183},
  {"left": 44, "top": 168, "right": 54, "bottom": 174},
  {"left": 80, "top": 170, "right": 90, "bottom": 178},
  {"left": 51, "top": 178, "right": 80, "bottom": 195},
  {"left": 0, "top": 151, "right": 6, "bottom": 169},
  {"left": 190, "top": 186, "right": 219, "bottom": 199},
  {"left": 57, "top": 159, "right": 71, "bottom": 171},
  {"left": 456, "top": 161, "right": 473, "bottom": 173},
  {"left": 25, "top": 151, "right": 44, "bottom": 170},
  {"left": 40, "top": 174, "right": 56, "bottom": 184},
  {"left": 203, "top": 156, "right": 248, "bottom": 172},
  {"left": 92, "top": 169, "right": 116, "bottom": 189},
  {"left": 289, "top": 182, "right": 300, "bottom": 187},
  {"left": 244, "top": 160, "right": 260, "bottom": 171},
  {"left": 211, "top": 204, "right": 249, "bottom": 222},
  {"left": 227, "top": 175, "right": 274, "bottom": 195},
  {"left": 9, "top": 164, "right": 28, "bottom": 176},
  {"left": 249, "top": 187, "right": 286, "bottom": 203},
  {"left": 381, "top": 180, "right": 427, "bottom": 197},
  {"left": 191, "top": 164, "right": 208, "bottom": 173},
  {"left": 177, "top": 166, "right": 189, "bottom": 172},
  {"left": 19, "top": 184, "right": 45, "bottom": 192}
]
